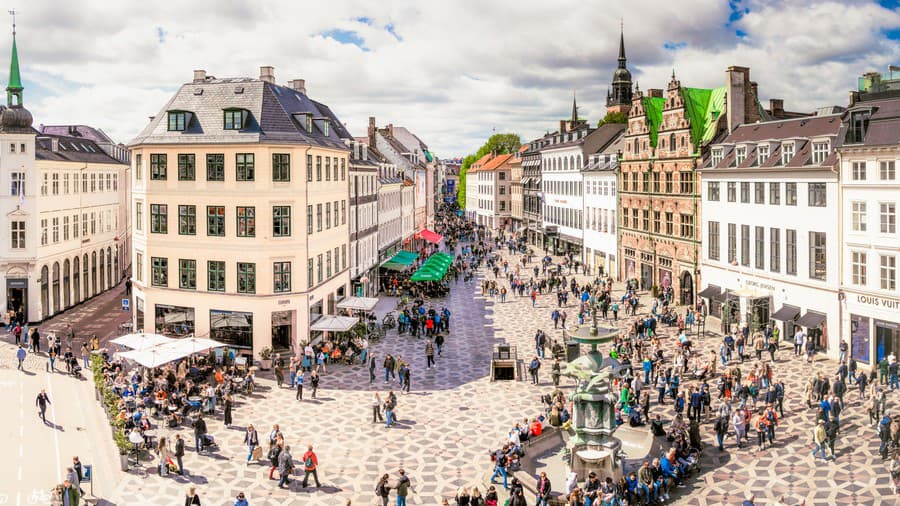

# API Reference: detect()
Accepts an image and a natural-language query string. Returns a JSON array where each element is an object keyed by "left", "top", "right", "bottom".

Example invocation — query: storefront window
[
  {"left": 155, "top": 304, "right": 195, "bottom": 336},
  {"left": 876, "top": 319, "right": 900, "bottom": 363},
  {"left": 850, "top": 314, "right": 870, "bottom": 364},
  {"left": 136, "top": 297, "right": 145, "bottom": 332},
  {"left": 210, "top": 310, "right": 253, "bottom": 348}
]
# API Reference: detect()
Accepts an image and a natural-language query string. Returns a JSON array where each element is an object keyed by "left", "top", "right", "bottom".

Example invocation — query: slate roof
[
  {"left": 842, "top": 95, "right": 900, "bottom": 147},
  {"left": 39, "top": 124, "right": 116, "bottom": 144},
  {"left": 35, "top": 134, "right": 124, "bottom": 164},
  {"left": 129, "top": 77, "right": 349, "bottom": 150}
]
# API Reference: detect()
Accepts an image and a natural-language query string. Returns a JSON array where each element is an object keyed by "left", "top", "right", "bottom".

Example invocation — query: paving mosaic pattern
[{"left": 95, "top": 251, "right": 897, "bottom": 505}]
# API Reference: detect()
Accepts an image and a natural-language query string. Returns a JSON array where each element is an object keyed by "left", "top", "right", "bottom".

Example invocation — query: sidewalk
[{"left": 36, "top": 281, "right": 132, "bottom": 347}]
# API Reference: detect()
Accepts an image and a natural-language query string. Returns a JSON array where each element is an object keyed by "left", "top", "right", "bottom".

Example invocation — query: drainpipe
[{"left": 302, "top": 146, "right": 312, "bottom": 355}]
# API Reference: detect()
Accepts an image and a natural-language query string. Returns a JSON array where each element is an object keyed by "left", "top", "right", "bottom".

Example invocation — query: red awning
[{"left": 419, "top": 229, "right": 443, "bottom": 244}]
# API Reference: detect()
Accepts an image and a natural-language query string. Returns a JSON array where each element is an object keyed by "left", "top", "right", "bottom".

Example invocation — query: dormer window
[
  {"left": 781, "top": 142, "right": 795, "bottom": 165},
  {"left": 711, "top": 148, "right": 724, "bottom": 166},
  {"left": 734, "top": 146, "right": 747, "bottom": 166},
  {"left": 757, "top": 145, "right": 769, "bottom": 165},
  {"left": 812, "top": 141, "right": 829, "bottom": 164},
  {"left": 846, "top": 110, "right": 871, "bottom": 144},
  {"left": 223, "top": 108, "right": 248, "bottom": 130},
  {"left": 167, "top": 111, "right": 189, "bottom": 131},
  {"left": 314, "top": 118, "right": 330, "bottom": 136}
]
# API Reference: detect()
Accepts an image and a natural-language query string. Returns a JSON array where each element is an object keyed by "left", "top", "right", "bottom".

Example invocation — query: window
[
  {"left": 273, "top": 206, "right": 291, "bottom": 237},
  {"left": 711, "top": 149, "right": 724, "bottom": 166},
  {"left": 852, "top": 201, "right": 867, "bottom": 232},
  {"left": 10, "top": 172, "right": 24, "bottom": 196},
  {"left": 341, "top": 200, "right": 346, "bottom": 225},
  {"left": 740, "top": 224, "right": 750, "bottom": 266},
  {"left": 316, "top": 156, "right": 322, "bottom": 181},
  {"left": 680, "top": 214, "right": 694, "bottom": 239},
  {"left": 135, "top": 252, "right": 143, "bottom": 282},
  {"left": 786, "top": 183, "right": 797, "bottom": 206},
  {"left": 754, "top": 183, "right": 765, "bottom": 204},
  {"left": 740, "top": 182, "right": 750, "bottom": 203},
  {"left": 150, "top": 154, "right": 167, "bottom": 180},
  {"left": 63, "top": 216, "right": 68, "bottom": 241},
  {"left": 82, "top": 213, "right": 87, "bottom": 236},
  {"left": 274, "top": 261, "right": 291, "bottom": 293},
  {"left": 786, "top": 229, "right": 797, "bottom": 275},
  {"left": 327, "top": 158, "right": 334, "bottom": 181},
  {"left": 316, "top": 204, "right": 323, "bottom": 231},
  {"left": 881, "top": 203, "right": 897, "bottom": 233},
  {"left": 307, "top": 205, "right": 313, "bottom": 235},
  {"left": 179, "top": 259, "right": 196, "bottom": 290},
  {"left": 207, "top": 261, "right": 226, "bottom": 291},
  {"left": 653, "top": 211, "right": 661, "bottom": 233},
  {"left": 82, "top": 173, "right": 87, "bottom": 193},
  {"left": 708, "top": 221, "right": 719, "bottom": 260},
  {"left": 178, "top": 205, "right": 196, "bottom": 235},
  {"left": 846, "top": 110, "right": 870, "bottom": 143},
  {"left": 665, "top": 172, "right": 673, "bottom": 193},
  {"left": 665, "top": 212, "right": 674, "bottom": 236},
  {"left": 326, "top": 251, "right": 332, "bottom": 278},
  {"left": 41, "top": 219, "right": 47, "bottom": 245},
  {"left": 90, "top": 174, "right": 96, "bottom": 193},
  {"left": 708, "top": 182, "right": 720, "bottom": 201},
  {"left": 757, "top": 145, "right": 769, "bottom": 165},
  {"left": 882, "top": 255, "right": 897, "bottom": 290},
  {"left": 91, "top": 212, "right": 96, "bottom": 235},
  {"left": 808, "top": 183, "right": 826, "bottom": 207},
  {"left": 73, "top": 214, "right": 79, "bottom": 238},
  {"left": 881, "top": 160, "right": 896, "bottom": 180},
  {"left": 168, "top": 111, "right": 187, "bottom": 131},
  {"left": 326, "top": 202, "right": 332, "bottom": 229},
  {"left": 317, "top": 254, "right": 323, "bottom": 283},
  {"left": 151, "top": 257, "right": 168, "bottom": 287},
  {"left": 206, "top": 154, "right": 225, "bottom": 181},
  {"left": 755, "top": 226, "right": 765, "bottom": 269},
  {"left": 52, "top": 173, "right": 59, "bottom": 195},
  {"left": 307, "top": 259, "right": 314, "bottom": 289},
  {"left": 236, "top": 153, "right": 255, "bottom": 181},
  {"left": 342, "top": 244, "right": 347, "bottom": 269},
  {"left": 237, "top": 262, "right": 256, "bottom": 293},
  {"left": 809, "top": 231, "right": 827, "bottom": 280},
  {"left": 727, "top": 182, "right": 736, "bottom": 202},
  {"left": 341, "top": 159, "right": 346, "bottom": 181},
  {"left": 770, "top": 228, "right": 780, "bottom": 272},
  {"left": 812, "top": 141, "right": 829, "bottom": 164},
  {"left": 272, "top": 153, "right": 290, "bottom": 182},
  {"left": 780, "top": 143, "right": 794, "bottom": 165},
  {"left": 207, "top": 206, "right": 225, "bottom": 236},
  {"left": 679, "top": 171, "right": 694, "bottom": 194},
  {"left": 177, "top": 154, "right": 195, "bottom": 180},
  {"left": 150, "top": 204, "right": 168, "bottom": 233},
  {"left": 10, "top": 220, "right": 24, "bottom": 248},
  {"left": 769, "top": 182, "right": 780, "bottom": 205},
  {"left": 734, "top": 146, "right": 746, "bottom": 165},
  {"left": 642, "top": 172, "right": 649, "bottom": 193},
  {"left": 728, "top": 223, "right": 737, "bottom": 263},
  {"left": 642, "top": 210, "right": 649, "bottom": 231},
  {"left": 851, "top": 161, "right": 866, "bottom": 181},
  {"left": 307, "top": 154, "right": 313, "bottom": 182},
  {"left": 223, "top": 109, "right": 245, "bottom": 130},
  {"left": 852, "top": 251, "right": 867, "bottom": 286},
  {"left": 236, "top": 206, "right": 256, "bottom": 237}
]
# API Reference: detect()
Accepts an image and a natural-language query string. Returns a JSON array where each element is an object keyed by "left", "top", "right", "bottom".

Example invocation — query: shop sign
[{"left": 855, "top": 294, "right": 900, "bottom": 310}]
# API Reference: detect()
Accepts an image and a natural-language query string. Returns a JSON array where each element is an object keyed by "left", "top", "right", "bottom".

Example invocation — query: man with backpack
[
  {"left": 301, "top": 445, "right": 320, "bottom": 488},
  {"left": 529, "top": 357, "right": 541, "bottom": 385}
]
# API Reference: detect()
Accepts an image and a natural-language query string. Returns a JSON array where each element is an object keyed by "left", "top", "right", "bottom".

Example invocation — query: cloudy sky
[{"left": 6, "top": 0, "right": 900, "bottom": 157}]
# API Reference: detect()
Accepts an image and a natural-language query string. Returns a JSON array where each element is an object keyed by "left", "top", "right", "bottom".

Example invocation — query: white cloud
[{"left": 3, "top": 0, "right": 898, "bottom": 156}]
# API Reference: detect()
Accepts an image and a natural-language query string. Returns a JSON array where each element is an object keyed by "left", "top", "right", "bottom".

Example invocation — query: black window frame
[
  {"left": 168, "top": 111, "right": 186, "bottom": 131},
  {"left": 151, "top": 257, "right": 168, "bottom": 287},
  {"left": 274, "top": 261, "right": 291, "bottom": 293},
  {"left": 178, "top": 204, "right": 196, "bottom": 235},
  {"left": 808, "top": 182, "right": 827, "bottom": 207},
  {"left": 206, "top": 154, "right": 225, "bottom": 181},
  {"left": 809, "top": 231, "right": 827, "bottom": 280},
  {"left": 207, "top": 260, "right": 226, "bottom": 292},
  {"left": 177, "top": 154, "right": 196, "bottom": 181},
  {"left": 708, "top": 221, "right": 720, "bottom": 260}
]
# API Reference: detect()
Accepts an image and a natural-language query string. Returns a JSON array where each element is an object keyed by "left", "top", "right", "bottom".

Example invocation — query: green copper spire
[{"left": 7, "top": 10, "right": 22, "bottom": 107}]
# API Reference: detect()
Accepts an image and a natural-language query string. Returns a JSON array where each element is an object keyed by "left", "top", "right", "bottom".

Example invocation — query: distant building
[
  {"left": 346, "top": 139, "right": 379, "bottom": 297},
  {"left": 522, "top": 135, "right": 549, "bottom": 247},
  {"left": 606, "top": 26, "right": 633, "bottom": 116},
  {"left": 0, "top": 30, "right": 128, "bottom": 323},
  {"left": 582, "top": 124, "right": 626, "bottom": 277}
]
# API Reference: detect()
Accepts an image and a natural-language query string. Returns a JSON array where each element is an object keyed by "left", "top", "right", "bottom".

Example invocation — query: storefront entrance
[
  {"left": 876, "top": 319, "right": 900, "bottom": 363},
  {"left": 640, "top": 264, "right": 653, "bottom": 291},
  {"left": 6, "top": 278, "right": 27, "bottom": 323},
  {"left": 271, "top": 310, "right": 294, "bottom": 351},
  {"left": 747, "top": 297, "right": 771, "bottom": 332},
  {"left": 680, "top": 271, "right": 694, "bottom": 306}
]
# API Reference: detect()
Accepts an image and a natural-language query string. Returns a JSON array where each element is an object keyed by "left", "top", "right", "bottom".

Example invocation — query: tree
[
  {"left": 457, "top": 133, "right": 522, "bottom": 207},
  {"left": 597, "top": 111, "right": 628, "bottom": 127}
]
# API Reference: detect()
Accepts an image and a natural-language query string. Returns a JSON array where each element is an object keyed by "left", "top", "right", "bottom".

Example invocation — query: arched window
[
  {"left": 99, "top": 249, "right": 105, "bottom": 293},
  {"left": 83, "top": 254, "right": 89, "bottom": 299},
  {"left": 106, "top": 246, "right": 112, "bottom": 289},
  {"left": 40, "top": 266, "right": 49, "bottom": 319},
  {"left": 669, "top": 134, "right": 676, "bottom": 151},
  {"left": 63, "top": 260, "right": 71, "bottom": 309},
  {"left": 564, "top": 157, "right": 568, "bottom": 171},
  {"left": 52, "top": 262, "right": 60, "bottom": 314},
  {"left": 91, "top": 252, "right": 97, "bottom": 297},
  {"left": 73, "top": 256, "right": 81, "bottom": 304}
]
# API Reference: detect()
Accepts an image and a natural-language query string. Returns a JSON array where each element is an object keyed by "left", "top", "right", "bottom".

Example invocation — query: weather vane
[{"left": 9, "top": 9, "right": 16, "bottom": 36}]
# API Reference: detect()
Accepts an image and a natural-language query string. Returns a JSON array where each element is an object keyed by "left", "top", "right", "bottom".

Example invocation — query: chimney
[
  {"left": 769, "top": 99, "right": 785, "bottom": 119},
  {"left": 259, "top": 66, "right": 275, "bottom": 84},
  {"left": 648, "top": 88, "right": 663, "bottom": 98},
  {"left": 386, "top": 124, "right": 394, "bottom": 138},
  {"left": 849, "top": 90, "right": 860, "bottom": 107},
  {"left": 289, "top": 79, "right": 306, "bottom": 94},
  {"left": 368, "top": 116, "right": 377, "bottom": 147},
  {"left": 193, "top": 69, "right": 207, "bottom": 83},
  {"left": 51, "top": 138, "right": 59, "bottom": 152},
  {"left": 726, "top": 66, "right": 751, "bottom": 133}
]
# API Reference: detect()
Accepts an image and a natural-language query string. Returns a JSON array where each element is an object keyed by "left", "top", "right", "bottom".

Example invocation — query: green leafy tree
[
  {"left": 458, "top": 133, "right": 522, "bottom": 207},
  {"left": 597, "top": 111, "right": 628, "bottom": 127}
]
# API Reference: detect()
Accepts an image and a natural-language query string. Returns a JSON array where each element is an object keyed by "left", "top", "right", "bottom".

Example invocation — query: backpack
[{"left": 305, "top": 455, "right": 314, "bottom": 467}]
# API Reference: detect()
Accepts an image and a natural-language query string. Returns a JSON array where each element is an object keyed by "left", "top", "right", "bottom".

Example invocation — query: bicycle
[{"left": 382, "top": 312, "right": 397, "bottom": 329}]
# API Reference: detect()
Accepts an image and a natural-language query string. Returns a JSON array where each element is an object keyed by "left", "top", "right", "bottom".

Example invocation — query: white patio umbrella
[{"left": 110, "top": 332, "right": 175, "bottom": 351}]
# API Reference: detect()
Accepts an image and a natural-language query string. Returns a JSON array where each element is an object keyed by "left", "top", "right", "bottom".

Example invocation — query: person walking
[
  {"left": 16, "top": 345, "right": 26, "bottom": 371},
  {"left": 301, "top": 445, "right": 321, "bottom": 488},
  {"left": 310, "top": 370, "right": 320, "bottom": 398},
  {"left": 375, "top": 473, "right": 391, "bottom": 506},
  {"left": 245, "top": 425, "right": 260, "bottom": 464},
  {"left": 396, "top": 469, "right": 412, "bottom": 506},
  {"left": 425, "top": 339, "right": 435, "bottom": 369},
  {"left": 401, "top": 366, "right": 411, "bottom": 393},
  {"left": 812, "top": 420, "right": 828, "bottom": 461},
  {"left": 369, "top": 355, "right": 377, "bottom": 384},
  {"left": 372, "top": 392, "right": 384, "bottom": 423},
  {"left": 535, "top": 471, "right": 552, "bottom": 506},
  {"left": 158, "top": 436, "right": 171, "bottom": 477},
  {"left": 80, "top": 344, "right": 90, "bottom": 370},
  {"left": 36, "top": 389, "right": 51, "bottom": 423},
  {"left": 295, "top": 372, "right": 304, "bottom": 401},
  {"left": 184, "top": 487, "right": 201, "bottom": 506},
  {"left": 223, "top": 392, "right": 233, "bottom": 427},
  {"left": 192, "top": 414, "right": 207, "bottom": 454},
  {"left": 277, "top": 445, "right": 294, "bottom": 489},
  {"left": 61, "top": 480, "right": 80, "bottom": 506},
  {"left": 233, "top": 492, "right": 248, "bottom": 506},
  {"left": 529, "top": 356, "right": 541, "bottom": 385},
  {"left": 174, "top": 434, "right": 185, "bottom": 475}
]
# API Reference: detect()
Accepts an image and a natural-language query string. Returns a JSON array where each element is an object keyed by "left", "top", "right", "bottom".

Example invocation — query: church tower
[{"left": 605, "top": 23, "right": 633, "bottom": 115}]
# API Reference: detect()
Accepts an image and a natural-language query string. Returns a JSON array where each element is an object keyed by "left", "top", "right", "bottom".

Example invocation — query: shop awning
[
  {"left": 410, "top": 252, "right": 454, "bottom": 282},
  {"left": 419, "top": 229, "right": 443, "bottom": 244},
  {"left": 310, "top": 315, "right": 359, "bottom": 332},
  {"left": 771, "top": 304, "right": 801, "bottom": 322},
  {"left": 796, "top": 311, "right": 827, "bottom": 328},
  {"left": 337, "top": 296, "right": 379, "bottom": 312},
  {"left": 380, "top": 250, "right": 419, "bottom": 270},
  {"left": 697, "top": 285, "right": 721, "bottom": 299}
]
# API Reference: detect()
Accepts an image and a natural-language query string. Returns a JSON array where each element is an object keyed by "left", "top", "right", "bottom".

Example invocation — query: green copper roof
[
  {"left": 682, "top": 86, "right": 725, "bottom": 148},
  {"left": 641, "top": 96, "right": 665, "bottom": 148},
  {"left": 7, "top": 35, "right": 22, "bottom": 91}
]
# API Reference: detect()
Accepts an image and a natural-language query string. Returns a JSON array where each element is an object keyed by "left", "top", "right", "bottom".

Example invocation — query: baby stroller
[
  {"left": 68, "top": 357, "right": 82, "bottom": 378},
  {"left": 200, "top": 434, "right": 218, "bottom": 452}
]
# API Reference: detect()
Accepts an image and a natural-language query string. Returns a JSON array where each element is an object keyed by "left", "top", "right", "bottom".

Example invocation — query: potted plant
[
  {"left": 650, "top": 284, "right": 659, "bottom": 299},
  {"left": 258, "top": 346, "right": 274, "bottom": 370},
  {"left": 114, "top": 429, "right": 131, "bottom": 471}
]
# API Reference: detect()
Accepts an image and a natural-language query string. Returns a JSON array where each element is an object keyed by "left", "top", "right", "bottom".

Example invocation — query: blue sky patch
[
  {"left": 385, "top": 23, "right": 402, "bottom": 42},
  {"left": 156, "top": 27, "right": 167, "bottom": 44},
  {"left": 663, "top": 41, "right": 687, "bottom": 51},
  {"left": 356, "top": 17, "right": 374, "bottom": 25},
  {"left": 321, "top": 29, "right": 369, "bottom": 51},
  {"left": 735, "top": 29, "right": 747, "bottom": 38}
]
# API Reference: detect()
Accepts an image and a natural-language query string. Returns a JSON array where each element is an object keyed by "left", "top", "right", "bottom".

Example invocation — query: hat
[{"left": 818, "top": 420, "right": 824, "bottom": 424}]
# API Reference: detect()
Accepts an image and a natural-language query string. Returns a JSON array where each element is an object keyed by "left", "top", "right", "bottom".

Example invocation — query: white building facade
[
  {"left": 347, "top": 140, "right": 378, "bottom": 297},
  {"left": 582, "top": 154, "right": 619, "bottom": 278},
  {"left": 541, "top": 123, "right": 588, "bottom": 256},
  {"left": 700, "top": 114, "right": 842, "bottom": 359}
]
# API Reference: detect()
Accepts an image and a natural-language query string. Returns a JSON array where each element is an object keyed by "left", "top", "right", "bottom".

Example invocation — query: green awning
[
  {"left": 380, "top": 261, "right": 407, "bottom": 271},
  {"left": 409, "top": 252, "right": 454, "bottom": 282},
  {"left": 381, "top": 250, "right": 419, "bottom": 270}
]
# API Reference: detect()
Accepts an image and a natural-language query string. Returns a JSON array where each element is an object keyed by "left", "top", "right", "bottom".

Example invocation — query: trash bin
[{"left": 565, "top": 341, "right": 580, "bottom": 362}]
